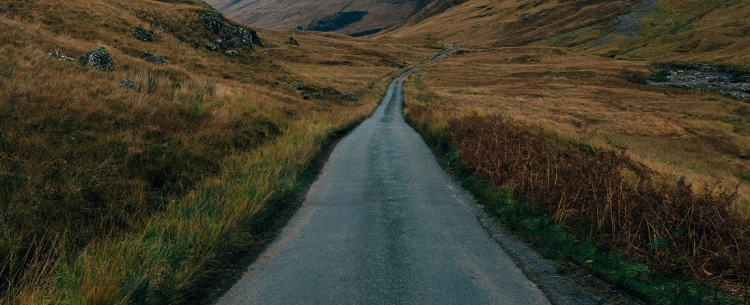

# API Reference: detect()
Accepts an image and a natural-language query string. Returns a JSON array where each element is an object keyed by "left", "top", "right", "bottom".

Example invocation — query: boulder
[
  {"left": 118, "top": 79, "right": 135, "bottom": 89},
  {"left": 341, "top": 92, "right": 358, "bottom": 101},
  {"left": 291, "top": 82, "right": 304, "bottom": 90},
  {"left": 285, "top": 37, "right": 299, "bottom": 46},
  {"left": 313, "top": 92, "right": 324, "bottom": 100},
  {"left": 204, "top": 42, "right": 218, "bottom": 51},
  {"left": 225, "top": 50, "right": 239, "bottom": 57},
  {"left": 47, "top": 50, "right": 75, "bottom": 61},
  {"left": 131, "top": 27, "right": 154, "bottom": 42},
  {"left": 143, "top": 51, "right": 167, "bottom": 65},
  {"left": 0, "top": 6, "right": 5, "bottom": 13},
  {"left": 79, "top": 46, "right": 114, "bottom": 71},
  {"left": 300, "top": 90, "right": 311, "bottom": 100}
]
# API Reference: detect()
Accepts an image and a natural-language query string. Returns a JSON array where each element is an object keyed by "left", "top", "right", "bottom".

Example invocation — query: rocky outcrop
[
  {"left": 143, "top": 51, "right": 167, "bottom": 65},
  {"left": 79, "top": 46, "right": 114, "bottom": 71},
  {"left": 131, "top": 27, "right": 154, "bottom": 42},
  {"left": 199, "top": 12, "right": 263, "bottom": 49}
]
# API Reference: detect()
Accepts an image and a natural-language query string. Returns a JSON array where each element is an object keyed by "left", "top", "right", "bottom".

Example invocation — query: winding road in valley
[{"left": 216, "top": 45, "right": 556, "bottom": 304}]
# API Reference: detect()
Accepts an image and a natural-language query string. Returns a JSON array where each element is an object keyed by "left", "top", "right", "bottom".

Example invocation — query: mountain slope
[
  {"left": 387, "top": 0, "right": 750, "bottom": 67},
  {"left": 204, "top": 0, "right": 427, "bottom": 35}
]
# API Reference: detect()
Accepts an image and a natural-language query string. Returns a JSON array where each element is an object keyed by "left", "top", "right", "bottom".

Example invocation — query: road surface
[{"left": 216, "top": 46, "right": 551, "bottom": 304}]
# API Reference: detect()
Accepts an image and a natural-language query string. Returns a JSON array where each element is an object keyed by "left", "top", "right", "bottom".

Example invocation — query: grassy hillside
[
  {"left": 0, "top": 0, "right": 434, "bottom": 302},
  {"left": 204, "top": 0, "right": 425, "bottom": 35},
  {"left": 388, "top": 0, "right": 750, "bottom": 67}
]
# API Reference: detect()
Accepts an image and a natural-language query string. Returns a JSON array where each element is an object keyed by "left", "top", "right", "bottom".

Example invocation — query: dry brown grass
[{"left": 403, "top": 46, "right": 750, "bottom": 217}]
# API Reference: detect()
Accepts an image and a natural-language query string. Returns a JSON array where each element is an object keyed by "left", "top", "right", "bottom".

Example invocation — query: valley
[{"left": 1, "top": 0, "right": 749, "bottom": 303}]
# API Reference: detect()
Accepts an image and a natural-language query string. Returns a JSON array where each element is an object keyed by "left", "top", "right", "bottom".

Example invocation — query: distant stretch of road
[{"left": 216, "top": 45, "right": 551, "bottom": 304}]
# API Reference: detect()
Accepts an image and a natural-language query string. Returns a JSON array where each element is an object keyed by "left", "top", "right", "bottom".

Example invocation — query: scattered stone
[
  {"left": 225, "top": 50, "right": 239, "bottom": 57},
  {"left": 291, "top": 82, "right": 304, "bottom": 90},
  {"left": 341, "top": 92, "right": 358, "bottom": 101},
  {"left": 118, "top": 79, "right": 135, "bottom": 89},
  {"left": 46, "top": 50, "right": 75, "bottom": 61},
  {"left": 285, "top": 37, "right": 299, "bottom": 46},
  {"left": 204, "top": 42, "right": 218, "bottom": 51},
  {"left": 79, "top": 46, "right": 114, "bottom": 71},
  {"left": 143, "top": 51, "right": 167, "bottom": 65},
  {"left": 312, "top": 92, "right": 324, "bottom": 100},
  {"left": 131, "top": 27, "right": 154, "bottom": 42}
]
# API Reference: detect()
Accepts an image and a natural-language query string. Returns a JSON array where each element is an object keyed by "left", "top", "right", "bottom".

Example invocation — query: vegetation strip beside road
[{"left": 404, "top": 86, "right": 749, "bottom": 304}]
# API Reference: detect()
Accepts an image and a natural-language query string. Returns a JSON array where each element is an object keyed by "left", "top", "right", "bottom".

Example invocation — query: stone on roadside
[
  {"left": 131, "top": 27, "right": 154, "bottom": 42},
  {"left": 79, "top": 46, "right": 114, "bottom": 71},
  {"left": 143, "top": 51, "right": 167, "bottom": 65}
]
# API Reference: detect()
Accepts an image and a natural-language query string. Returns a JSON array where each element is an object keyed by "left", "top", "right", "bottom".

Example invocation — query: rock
[
  {"left": 0, "top": 6, "right": 5, "bottom": 13},
  {"left": 131, "top": 27, "right": 154, "bottom": 42},
  {"left": 199, "top": 13, "right": 264, "bottom": 49},
  {"left": 79, "top": 46, "right": 114, "bottom": 71},
  {"left": 313, "top": 92, "right": 324, "bottom": 100},
  {"left": 285, "top": 37, "right": 299, "bottom": 46},
  {"left": 276, "top": 76, "right": 287, "bottom": 82},
  {"left": 176, "top": 33, "right": 186, "bottom": 42},
  {"left": 143, "top": 51, "right": 167, "bottom": 65},
  {"left": 284, "top": 69, "right": 291, "bottom": 75},
  {"left": 46, "top": 50, "right": 75, "bottom": 61},
  {"left": 291, "top": 82, "right": 304, "bottom": 90},
  {"left": 225, "top": 50, "right": 239, "bottom": 57},
  {"left": 204, "top": 42, "right": 218, "bottom": 51},
  {"left": 324, "top": 87, "right": 342, "bottom": 96},
  {"left": 341, "top": 92, "right": 358, "bottom": 101},
  {"left": 118, "top": 79, "right": 135, "bottom": 89},
  {"left": 300, "top": 90, "right": 311, "bottom": 100}
]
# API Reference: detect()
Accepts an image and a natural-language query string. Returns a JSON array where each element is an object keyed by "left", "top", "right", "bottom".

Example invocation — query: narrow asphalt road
[{"left": 216, "top": 46, "right": 551, "bottom": 305}]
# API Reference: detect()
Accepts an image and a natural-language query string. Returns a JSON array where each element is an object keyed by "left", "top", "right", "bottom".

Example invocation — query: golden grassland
[
  {"left": 403, "top": 46, "right": 750, "bottom": 217},
  {"left": 0, "top": 0, "right": 435, "bottom": 302}
]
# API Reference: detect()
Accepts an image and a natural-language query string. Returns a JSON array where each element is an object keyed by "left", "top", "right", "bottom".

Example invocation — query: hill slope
[
  {"left": 0, "top": 0, "right": 433, "bottom": 302},
  {"left": 204, "top": 0, "right": 427, "bottom": 35},
  {"left": 387, "top": 0, "right": 750, "bottom": 67}
]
